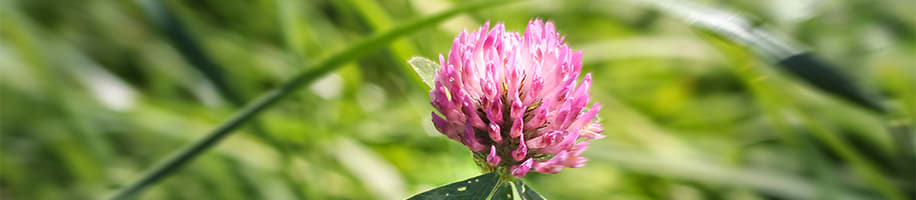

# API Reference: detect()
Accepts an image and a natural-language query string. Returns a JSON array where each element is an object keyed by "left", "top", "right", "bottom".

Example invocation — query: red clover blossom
[{"left": 429, "top": 19, "right": 604, "bottom": 178}]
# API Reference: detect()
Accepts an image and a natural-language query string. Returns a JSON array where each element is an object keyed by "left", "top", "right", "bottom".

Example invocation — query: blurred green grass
[{"left": 0, "top": 0, "right": 913, "bottom": 199}]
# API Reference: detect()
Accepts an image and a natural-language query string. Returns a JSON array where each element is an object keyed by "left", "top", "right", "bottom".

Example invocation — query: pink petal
[
  {"left": 431, "top": 112, "right": 457, "bottom": 140},
  {"left": 511, "top": 158, "right": 534, "bottom": 177},
  {"left": 526, "top": 130, "right": 559, "bottom": 149},
  {"left": 487, "top": 123, "right": 503, "bottom": 143},
  {"left": 510, "top": 119, "right": 523, "bottom": 138},
  {"left": 512, "top": 132, "right": 528, "bottom": 161},
  {"left": 462, "top": 121, "right": 486, "bottom": 152},
  {"left": 487, "top": 145, "right": 501, "bottom": 166}
]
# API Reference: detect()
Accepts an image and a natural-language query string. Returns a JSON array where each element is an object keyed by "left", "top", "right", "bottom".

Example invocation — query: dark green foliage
[
  {"left": 776, "top": 53, "right": 885, "bottom": 112},
  {"left": 513, "top": 180, "right": 546, "bottom": 200},
  {"left": 407, "top": 172, "right": 500, "bottom": 200},
  {"left": 406, "top": 173, "right": 546, "bottom": 200}
]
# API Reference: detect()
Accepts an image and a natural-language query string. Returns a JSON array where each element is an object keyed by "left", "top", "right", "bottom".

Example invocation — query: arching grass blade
[{"left": 106, "top": 1, "right": 521, "bottom": 199}]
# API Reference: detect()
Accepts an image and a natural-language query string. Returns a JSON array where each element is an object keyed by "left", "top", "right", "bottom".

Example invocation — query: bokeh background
[{"left": 1, "top": 0, "right": 914, "bottom": 199}]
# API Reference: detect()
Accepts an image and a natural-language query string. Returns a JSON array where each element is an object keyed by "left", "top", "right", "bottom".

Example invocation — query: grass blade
[
  {"left": 138, "top": 0, "right": 292, "bottom": 157},
  {"left": 106, "top": 1, "right": 521, "bottom": 199},
  {"left": 639, "top": 0, "right": 886, "bottom": 113},
  {"left": 586, "top": 143, "right": 874, "bottom": 200},
  {"left": 697, "top": 31, "right": 906, "bottom": 200},
  {"left": 139, "top": 0, "right": 245, "bottom": 105},
  {"left": 345, "top": 0, "right": 427, "bottom": 89},
  {"left": 776, "top": 53, "right": 886, "bottom": 112}
]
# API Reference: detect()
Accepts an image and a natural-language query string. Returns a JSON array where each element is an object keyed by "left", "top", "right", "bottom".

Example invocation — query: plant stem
[{"left": 106, "top": 1, "right": 520, "bottom": 199}]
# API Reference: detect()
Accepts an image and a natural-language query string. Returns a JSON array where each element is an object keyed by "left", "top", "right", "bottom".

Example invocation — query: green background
[{"left": 1, "top": 0, "right": 913, "bottom": 199}]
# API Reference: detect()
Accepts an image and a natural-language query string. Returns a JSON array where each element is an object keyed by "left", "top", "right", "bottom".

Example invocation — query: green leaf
[
  {"left": 489, "top": 181, "right": 518, "bottom": 200},
  {"left": 408, "top": 57, "right": 439, "bottom": 89},
  {"left": 406, "top": 172, "right": 548, "bottom": 200},
  {"left": 491, "top": 180, "right": 549, "bottom": 200},
  {"left": 513, "top": 180, "right": 546, "bottom": 200},
  {"left": 407, "top": 172, "right": 500, "bottom": 200}
]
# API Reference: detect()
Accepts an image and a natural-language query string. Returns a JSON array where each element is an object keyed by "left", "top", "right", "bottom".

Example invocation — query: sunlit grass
[{"left": 0, "top": 0, "right": 912, "bottom": 199}]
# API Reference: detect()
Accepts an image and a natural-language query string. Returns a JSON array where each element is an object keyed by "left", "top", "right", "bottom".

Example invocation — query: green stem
[{"left": 106, "top": 1, "right": 520, "bottom": 199}]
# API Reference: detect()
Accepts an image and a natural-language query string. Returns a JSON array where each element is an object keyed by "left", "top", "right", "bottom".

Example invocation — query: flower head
[{"left": 429, "top": 19, "right": 604, "bottom": 177}]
